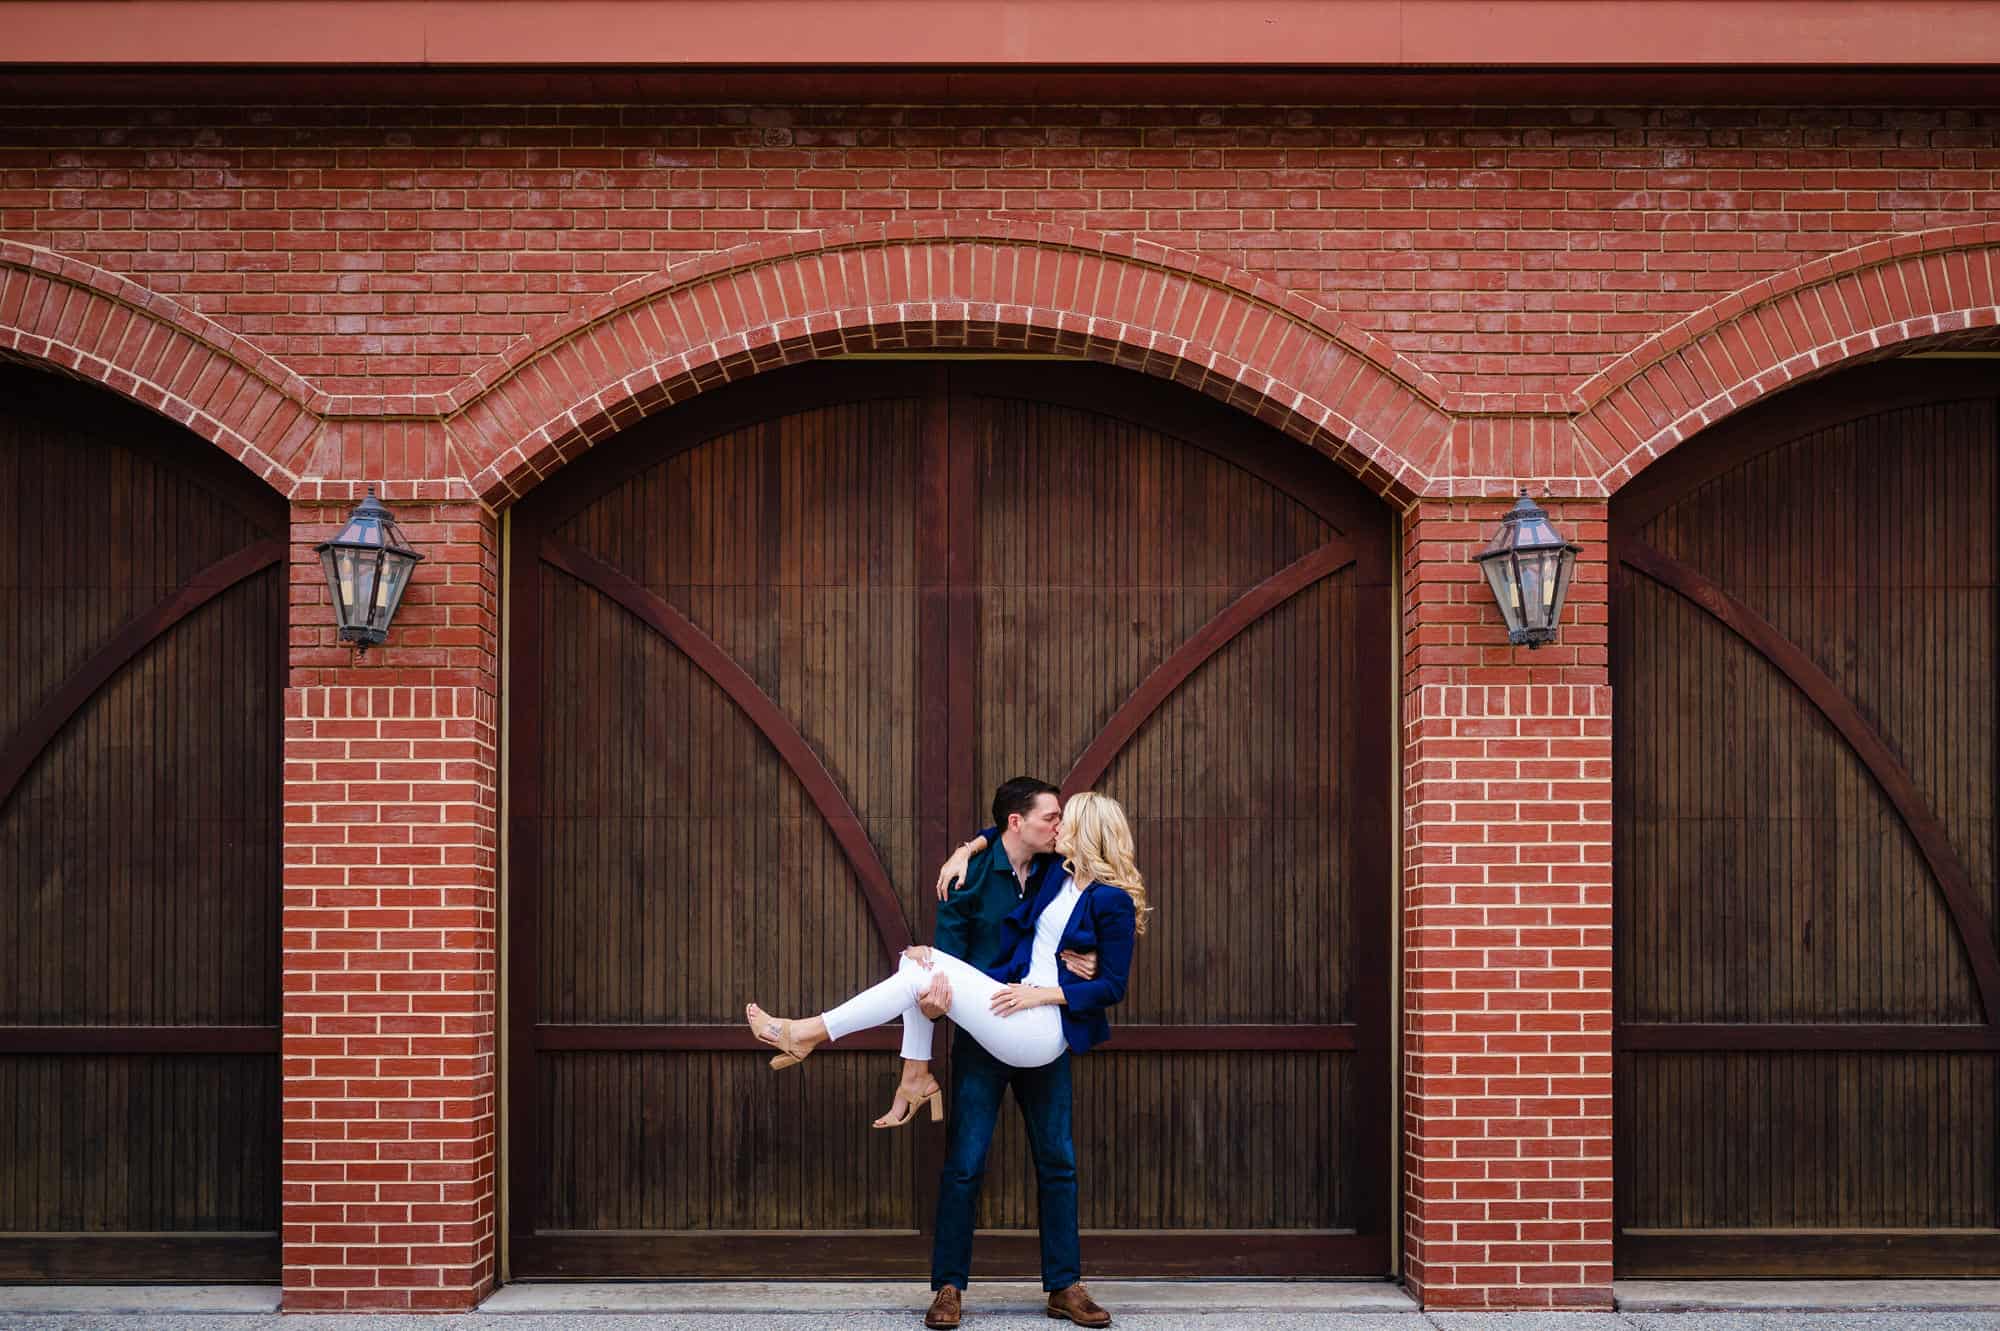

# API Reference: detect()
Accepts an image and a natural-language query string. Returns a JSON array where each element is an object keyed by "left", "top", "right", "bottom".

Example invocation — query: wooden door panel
[
  {"left": 514, "top": 378, "right": 934, "bottom": 1263},
  {"left": 977, "top": 1050, "right": 1360, "bottom": 1230},
  {"left": 538, "top": 1053, "right": 921, "bottom": 1231},
  {"left": 553, "top": 403, "right": 925, "bottom": 825},
  {"left": 1619, "top": 1052, "right": 1998, "bottom": 1231},
  {"left": 510, "top": 361, "right": 1393, "bottom": 1277},
  {"left": 3, "top": 582, "right": 284, "bottom": 1029},
  {"left": 1613, "top": 362, "right": 2000, "bottom": 1276},
  {"left": 1620, "top": 576, "right": 1978, "bottom": 1026},
  {"left": 1633, "top": 397, "right": 1999, "bottom": 936},
  {"left": 0, "top": 400, "right": 269, "bottom": 742},
  {"left": 1100, "top": 588, "right": 1363, "bottom": 1028},
  {"left": 952, "top": 377, "right": 1387, "bottom": 1258},
  {"left": 531, "top": 579, "right": 894, "bottom": 1027},
  {"left": 0, "top": 368, "right": 283, "bottom": 1281},
  {"left": 0, "top": 1054, "right": 279, "bottom": 1232}
]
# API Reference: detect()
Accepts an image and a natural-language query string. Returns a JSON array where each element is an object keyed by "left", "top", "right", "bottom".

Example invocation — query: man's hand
[
  {"left": 934, "top": 846, "right": 974, "bottom": 900},
  {"left": 990, "top": 983, "right": 1042, "bottom": 1016},
  {"left": 903, "top": 945, "right": 934, "bottom": 968},
  {"left": 1058, "top": 949, "right": 1098, "bottom": 980},
  {"left": 917, "top": 972, "right": 953, "bottom": 1020}
]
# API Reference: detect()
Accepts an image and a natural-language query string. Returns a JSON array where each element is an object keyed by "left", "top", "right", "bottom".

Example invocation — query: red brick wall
[
  {"left": 1, "top": 97, "right": 1994, "bottom": 1310},
  {"left": 1, "top": 104, "right": 1994, "bottom": 397},
  {"left": 1400, "top": 497, "right": 1613, "bottom": 1308},
  {"left": 282, "top": 495, "right": 501, "bottom": 1311}
]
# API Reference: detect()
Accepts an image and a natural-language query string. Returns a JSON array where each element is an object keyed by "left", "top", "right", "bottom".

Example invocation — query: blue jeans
[{"left": 929, "top": 1033, "right": 1079, "bottom": 1292}]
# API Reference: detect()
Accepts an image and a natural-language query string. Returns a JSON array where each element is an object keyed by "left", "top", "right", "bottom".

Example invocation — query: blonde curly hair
[{"left": 1055, "top": 790, "right": 1152, "bottom": 936}]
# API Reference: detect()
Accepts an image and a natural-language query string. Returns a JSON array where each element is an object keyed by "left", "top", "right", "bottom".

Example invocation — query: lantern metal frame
[
  {"left": 1471, "top": 489, "right": 1582, "bottom": 649},
  {"left": 315, "top": 486, "right": 424, "bottom": 652}
]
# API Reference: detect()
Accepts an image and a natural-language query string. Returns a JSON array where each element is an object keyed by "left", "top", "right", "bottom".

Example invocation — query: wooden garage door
[
  {"left": 507, "top": 361, "right": 1393, "bottom": 1278},
  {"left": 0, "top": 367, "right": 285, "bottom": 1281},
  {"left": 1612, "top": 361, "right": 2000, "bottom": 1277}
]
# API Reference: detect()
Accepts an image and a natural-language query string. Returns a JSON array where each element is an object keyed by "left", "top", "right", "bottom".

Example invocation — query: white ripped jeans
[{"left": 819, "top": 951, "right": 1067, "bottom": 1069}]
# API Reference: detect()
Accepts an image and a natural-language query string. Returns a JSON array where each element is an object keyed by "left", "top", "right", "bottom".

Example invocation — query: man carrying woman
[{"left": 747, "top": 781, "right": 1150, "bottom": 1328}]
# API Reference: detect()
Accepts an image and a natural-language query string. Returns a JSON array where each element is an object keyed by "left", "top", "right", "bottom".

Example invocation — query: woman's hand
[
  {"left": 990, "top": 984, "right": 1061, "bottom": 1016},
  {"left": 933, "top": 836, "right": 990, "bottom": 900},
  {"left": 989, "top": 983, "right": 1040, "bottom": 1016},
  {"left": 903, "top": 945, "right": 934, "bottom": 969},
  {"left": 934, "top": 847, "right": 972, "bottom": 899},
  {"left": 1057, "top": 949, "right": 1097, "bottom": 980}
]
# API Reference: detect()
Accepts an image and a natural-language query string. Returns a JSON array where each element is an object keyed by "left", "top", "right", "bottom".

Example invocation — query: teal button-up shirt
[{"left": 934, "top": 831, "right": 1053, "bottom": 973}]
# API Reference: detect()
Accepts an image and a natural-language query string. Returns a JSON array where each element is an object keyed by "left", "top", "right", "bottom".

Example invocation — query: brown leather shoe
[
  {"left": 924, "top": 1284, "right": 962, "bottom": 1328},
  {"left": 1047, "top": 1282, "right": 1110, "bottom": 1327}
]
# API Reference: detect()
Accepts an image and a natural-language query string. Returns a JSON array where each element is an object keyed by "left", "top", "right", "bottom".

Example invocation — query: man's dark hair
[{"left": 992, "top": 775, "right": 1060, "bottom": 830}]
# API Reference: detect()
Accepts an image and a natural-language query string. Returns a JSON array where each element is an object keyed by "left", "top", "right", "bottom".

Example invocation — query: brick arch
[
  {"left": 0, "top": 240, "right": 315, "bottom": 493},
  {"left": 445, "top": 221, "right": 1453, "bottom": 506},
  {"left": 1580, "top": 224, "right": 2000, "bottom": 493}
]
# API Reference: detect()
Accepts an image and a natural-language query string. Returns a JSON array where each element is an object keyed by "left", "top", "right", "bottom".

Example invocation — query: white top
[{"left": 1024, "top": 878, "right": 1086, "bottom": 986}]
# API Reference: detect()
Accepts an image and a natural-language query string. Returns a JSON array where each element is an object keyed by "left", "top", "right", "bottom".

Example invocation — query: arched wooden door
[
  {"left": 0, "top": 367, "right": 286, "bottom": 1281},
  {"left": 507, "top": 361, "right": 1393, "bottom": 1278},
  {"left": 1612, "top": 361, "right": 2000, "bottom": 1277}
]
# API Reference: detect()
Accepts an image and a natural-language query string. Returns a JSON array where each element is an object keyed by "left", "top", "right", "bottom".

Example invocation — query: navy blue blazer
[{"left": 985, "top": 860, "right": 1138, "bottom": 1056}]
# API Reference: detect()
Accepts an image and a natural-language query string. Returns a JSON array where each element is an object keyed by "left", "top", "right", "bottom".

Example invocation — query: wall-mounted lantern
[
  {"left": 316, "top": 487, "right": 423, "bottom": 652},
  {"left": 1472, "top": 490, "right": 1580, "bottom": 649}
]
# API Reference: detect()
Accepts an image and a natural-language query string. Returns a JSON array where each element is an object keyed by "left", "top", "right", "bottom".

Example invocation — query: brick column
[
  {"left": 1400, "top": 495, "right": 1613, "bottom": 1309},
  {"left": 281, "top": 488, "right": 500, "bottom": 1312}
]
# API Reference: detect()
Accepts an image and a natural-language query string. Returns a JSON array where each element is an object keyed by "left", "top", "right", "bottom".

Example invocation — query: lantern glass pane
[
  {"left": 335, "top": 548, "right": 360, "bottom": 628},
  {"left": 1549, "top": 545, "right": 1578, "bottom": 629},
  {"left": 349, "top": 550, "right": 381, "bottom": 632},
  {"left": 1534, "top": 549, "right": 1570, "bottom": 632},
  {"left": 1522, "top": 554, "right": 1553, "bottom": 632},
  {"left": 1481, "top": 555, "right": 1524, "bottom": 634},
  {"left": 370, "top": 551, "right": 416, "bottom": 633},
  {"left": 317, "top": 546, "right": 343, "bottom": 627}
]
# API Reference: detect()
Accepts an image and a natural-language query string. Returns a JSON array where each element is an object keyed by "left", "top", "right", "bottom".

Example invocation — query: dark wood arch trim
[
  {"left": 1617, "top": 1024, "right": 2000, "bottom": 1052},
  {"left": 532, "top": 1022, "right": 1359, "bottom": 1053},
  {"left": 1062, "top": 537, "right": 1358, "bottom": 795},
  {"left": 0, "top": 1233, "right": 280, "bottom": 1284},
  {"left": 1620, "top": 536, "right": 2000, "bottom": 1025},
  {"left": 515, "top": 1230, "right": 1383, "bottom": 1281},
  {"left": 1617, "top": 1232, "right": 2000, "bottom": 1281},
  {"left": 0, "top": 1025, "right": 281, "bottom": 1055},
  {"left": 542, "top": 537, "right": 915, "bottom": 957},
  {"left": 0, "top": 538, "right": 285, "bottom": 815}
]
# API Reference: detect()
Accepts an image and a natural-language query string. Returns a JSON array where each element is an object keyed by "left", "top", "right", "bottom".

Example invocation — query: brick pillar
[
  {"left": 281, "top": 489, "right": 500, "bottom": 1312},
  {"left": 1400, "top": 495, "right": 1613, "bottom": 1309}
]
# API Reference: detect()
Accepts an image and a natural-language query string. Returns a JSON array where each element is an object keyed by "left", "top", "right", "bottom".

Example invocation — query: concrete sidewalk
[
  {"left": 4, "top": 1282, "right": 2000, "bottom": 1330},
  {"left": 13, "top": 1314, "right": 2000, "bottom": 1330}
]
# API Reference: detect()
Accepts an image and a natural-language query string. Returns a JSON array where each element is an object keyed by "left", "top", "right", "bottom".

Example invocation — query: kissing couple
[{"left": 746, "top": 778, "right": 1152, "bottom": 1328}]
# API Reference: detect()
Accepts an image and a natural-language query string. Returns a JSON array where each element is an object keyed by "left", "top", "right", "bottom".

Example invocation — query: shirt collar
[{"left": 989, "top": 841, "right": 1046, "bottom": 890}]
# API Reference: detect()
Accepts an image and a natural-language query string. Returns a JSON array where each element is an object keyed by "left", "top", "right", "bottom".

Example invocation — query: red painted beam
[
  {"left": 2, "top": 66, "right": 1994, "bottom": 105},
  {"left": 5, "top": 0, "right": 1999, "bottom": 67}
]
